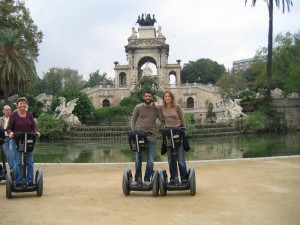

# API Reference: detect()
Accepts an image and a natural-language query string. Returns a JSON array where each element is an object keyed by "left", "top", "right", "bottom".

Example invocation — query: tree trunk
[
  {"left": 267, "top": 0, "right": 273, "bottom": 98},
  {"left": 3, "top": 80, "right": 10, "bottom": 103}
]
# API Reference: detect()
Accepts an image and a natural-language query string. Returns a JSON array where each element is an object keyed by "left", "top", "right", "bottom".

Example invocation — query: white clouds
[{"left": 25, "top": 0, "right": 300, "bottom": 79}]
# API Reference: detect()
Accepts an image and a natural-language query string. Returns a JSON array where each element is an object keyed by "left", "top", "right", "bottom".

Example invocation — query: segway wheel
[
  {"left": 159, "top": 170, "right": 167, "bottom": 196},
  {"left": 189, "top": 168, "right": 196, "bottom": 196},
  {"left": 36, "top": 170, "right": 43, "bottom": 197},
  {"left": 122, "top": 169, "right": 131, "bottom": 196},
  {"left": 6, "top": 172, "right": 12, "bottom": 199},
  {"left": 152, "top": 170, "right": 159, "bottom": 197}
]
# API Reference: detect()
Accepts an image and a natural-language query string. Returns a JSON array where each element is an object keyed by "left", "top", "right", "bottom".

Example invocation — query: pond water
[{"left": 33, "top": 132, "right": 300, "bottom": 163}]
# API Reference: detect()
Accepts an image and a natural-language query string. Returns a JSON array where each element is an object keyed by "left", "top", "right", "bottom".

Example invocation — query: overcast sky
[{"left": 25, "top": 0, "right": 300, "bottom": 80}]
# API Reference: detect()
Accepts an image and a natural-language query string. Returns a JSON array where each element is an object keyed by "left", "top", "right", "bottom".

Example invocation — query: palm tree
[
  {"left": 0, "top": 28, "right": 37, "bottom": 102},
  {"left": 245, "top": 0, "right": 293, "bottom": 95}
]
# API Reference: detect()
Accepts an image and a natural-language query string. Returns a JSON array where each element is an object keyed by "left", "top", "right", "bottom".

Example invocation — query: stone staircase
[
  {"left": 63, "top": 122, "right": 243, "bottom": 141},
  {"left": 188, "top": 123, "right": 243, "bottom": 139},
  {"left": 63, "top": 122, "right": 131, "bottom": 140}
]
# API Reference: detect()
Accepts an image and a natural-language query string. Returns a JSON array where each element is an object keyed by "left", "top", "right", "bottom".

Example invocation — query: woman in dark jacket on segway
[{"left": 7, "top": 97, "right": 40, "bottom": 187}]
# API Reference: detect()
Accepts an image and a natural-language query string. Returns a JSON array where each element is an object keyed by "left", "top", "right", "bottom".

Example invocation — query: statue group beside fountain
[
  {"left": 216, "top": 99, "right": 247, "bottom": 123},
  {"left": 55, "top": 97, "right": 81, "bottom": 126}
]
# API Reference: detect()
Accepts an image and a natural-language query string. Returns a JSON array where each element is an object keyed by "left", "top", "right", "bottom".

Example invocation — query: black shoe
[
  {"left": 168, "top": 180, "right": 175, "bottom": 185},
  {"left": 181, "top": 179, "right": 188, "bottom": 184},
  {"left": 16, "top": 183, "right": 22, "bottom": 188},
  {"left": 28, "top": 182, "right": 34, "bottom": 187}
]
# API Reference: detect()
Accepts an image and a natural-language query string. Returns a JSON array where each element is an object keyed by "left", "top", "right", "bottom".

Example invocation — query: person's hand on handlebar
[{"left": 8, "top": 132, "right": 14, "bottom": 138}]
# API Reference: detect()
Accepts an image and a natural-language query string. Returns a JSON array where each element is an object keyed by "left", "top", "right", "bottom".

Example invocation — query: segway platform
[
  {"left": 6, "top": 132, "right": 43, "bottom": 199},
  {"left": 122, "top": 130, "right": 159, "bottom": 196},
  {"left": 159, "top": 127, "right": 196, "bottom": 196}
]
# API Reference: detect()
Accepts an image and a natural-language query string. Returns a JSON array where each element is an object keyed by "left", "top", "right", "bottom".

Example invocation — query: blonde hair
[{"left": 162, "top": 91, "right": 176, "bottom": 107}]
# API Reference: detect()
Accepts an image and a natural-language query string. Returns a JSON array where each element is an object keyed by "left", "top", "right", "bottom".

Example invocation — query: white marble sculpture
[
  {"left": 55, "top": 97, "right": 81, "bottom": 126},
  {"left": 217, "top": 99, "right": 247, "bottom": 123}
]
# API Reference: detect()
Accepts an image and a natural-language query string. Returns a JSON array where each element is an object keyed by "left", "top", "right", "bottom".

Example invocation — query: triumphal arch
[{"left": 83, "top": 14, "right": 223, "bottom": 120}]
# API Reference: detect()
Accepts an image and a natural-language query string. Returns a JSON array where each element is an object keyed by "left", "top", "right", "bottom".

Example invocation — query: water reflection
[{"left": 34, "top": 132, "right": 300, "bottom": 163}]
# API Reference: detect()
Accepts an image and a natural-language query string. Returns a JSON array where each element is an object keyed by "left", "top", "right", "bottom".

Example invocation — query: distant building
[
  {"left": 232, "top": 58, "right": 254, "bottom": 72},
  {"left": 232, "top": 57, "right": 267, "bottom": 73}
]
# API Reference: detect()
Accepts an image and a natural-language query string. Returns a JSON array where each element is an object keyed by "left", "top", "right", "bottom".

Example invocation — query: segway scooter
[
  {"left": 122, "top": 130, "right": 159, "bottom": 197},
  {"left": 0, "top": 129, "right": 7, "bottom": 182},
  {"left": 159, "top": 127, "right": 196, "bottom": 196},
  {"left": 6, "top": 132, "right": 43, "bottom": 198}
]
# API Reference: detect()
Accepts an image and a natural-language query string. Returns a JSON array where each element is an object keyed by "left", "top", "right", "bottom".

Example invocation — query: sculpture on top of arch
[{"left": 136, "top": 13, "right": 157, "bottom": 26}]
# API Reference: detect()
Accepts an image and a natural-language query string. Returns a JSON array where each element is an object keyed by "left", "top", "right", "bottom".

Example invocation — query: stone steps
[{"left": 63, "top": 123, "right": 242, "bottom": 140}]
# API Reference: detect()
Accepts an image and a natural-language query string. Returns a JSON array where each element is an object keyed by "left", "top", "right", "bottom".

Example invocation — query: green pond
[{"left": 33, "top": 132, "right": 300, "bottom": 163}]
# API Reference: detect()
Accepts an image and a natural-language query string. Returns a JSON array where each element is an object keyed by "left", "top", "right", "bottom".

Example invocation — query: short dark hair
[{"left": 144, "top": 90, "right": 153, "bottom": 96}]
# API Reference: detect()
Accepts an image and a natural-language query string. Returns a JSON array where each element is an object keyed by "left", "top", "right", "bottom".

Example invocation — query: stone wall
[{"left": 271, "top": 98, "right": 300, "bottom": 129}]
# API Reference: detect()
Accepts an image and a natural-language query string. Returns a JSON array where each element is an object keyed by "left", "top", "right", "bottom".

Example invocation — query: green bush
[
  {"left": 37, "top": 113, "right": 65, "bottom": 139},
  {"left": 94, "top": 106, "right": 131, "bottom": 122},
  {"left": 244, "top": 112, "right": 266, "bottom": 132},
  {"left": 119, "top": 96, "right": 141, "bottom": 110},
  {"left": 184, "top": 113, "right": 196, "bottom": 135}
]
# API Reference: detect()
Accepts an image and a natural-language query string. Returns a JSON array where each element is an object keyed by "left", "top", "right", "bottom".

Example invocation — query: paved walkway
[{"left": 0, "top": 156, "right": 300, "bottom": 225}]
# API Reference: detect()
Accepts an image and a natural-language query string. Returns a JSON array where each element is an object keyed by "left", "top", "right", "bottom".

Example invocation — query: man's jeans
[
  {"left": 15, "top": 150, "right": 34, "bottom": 184},
  {"left": 135, "top": 139, "right": 156, "bottom": 182},
  {"left": 2, "top": 138, "right": 16, "bottom": 170}
]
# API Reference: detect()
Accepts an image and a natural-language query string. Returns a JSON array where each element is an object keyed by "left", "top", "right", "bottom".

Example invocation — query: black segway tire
[
  {"left": 122, "top": 169, "right": 131, "bottom": 196},
  {"left": 189, "top": 168, "right": 196, "bottom": 196},
  {"left": 6, "top": 172, "right": 12, "bottom": 199},
  {"left": 159, "top": 170, "right": 167, "bottom": 196},
  {"left": 37, "top": 170, "right": 43, "bottom": 197},
  {"left": 152, "top": 170, "right": 159, "bottom": 197}
]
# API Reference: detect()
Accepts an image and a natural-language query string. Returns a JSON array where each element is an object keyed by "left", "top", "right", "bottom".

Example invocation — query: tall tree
[
  {"left": 181, "top": 58, "right": 226, "bottom": 84},
  {"left": 0, "top": 0, "right": 43, "bottom": 58},
  {"left": 36, "top": 67, "right": 85, "bottom": 95},
  {"left": 272, "top": 31, "right": 300, "bottom": 96},
  {"left": 216, "top": 74, "right": 247, "bottom": 101},
  {"left": 83, "top": 70, "right": 113, "bottom": 88},
  {"left": 245, "top": 0, "right": 293, "bottom": 94},
  {"left": 0, "top": 28, "right": 37, "bottom": 102}
]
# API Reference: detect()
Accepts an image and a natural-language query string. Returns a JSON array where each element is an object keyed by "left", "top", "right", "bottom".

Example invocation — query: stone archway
[
  {"left": 187, "top": 97, "right": 194, "bottom": 108},
  {"left": 169, "top": 70, "right": 176, "bottom": 87},
  {"left": 137, "top": 56, "right": 157, "bottom": 82},
  {"left": 102, "top": 99, "right": 110, "bottom": 107},
  {"left": 119, "top": 72, "right": 127, "bottom": 86}
]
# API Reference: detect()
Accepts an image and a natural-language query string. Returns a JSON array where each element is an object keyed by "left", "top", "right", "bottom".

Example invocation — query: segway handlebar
[
  {"left": 127, "top": 130, "right": 152, "bottom": 152},
  {"left": 13, "top": 132, "right": 38, "bottom": 153},
  {"left": 160, "top": 127, "right": 186, "bottom": 149}
]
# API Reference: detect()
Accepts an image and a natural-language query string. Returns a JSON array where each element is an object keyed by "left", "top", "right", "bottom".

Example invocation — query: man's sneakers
[{"left": 131, "top": 180, "right": 151, "bottom": 186}]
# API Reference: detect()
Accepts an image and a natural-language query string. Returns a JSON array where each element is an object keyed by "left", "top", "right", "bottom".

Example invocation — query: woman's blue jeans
[
  {"left": 15, "top": 150, "right": 34, "bottom": 184},
  {"left": 167, "top": 142, "right": 188, "bottom": 181},
  {"left": 135, "top": 139, "right": 156, "bottom": 182}
]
